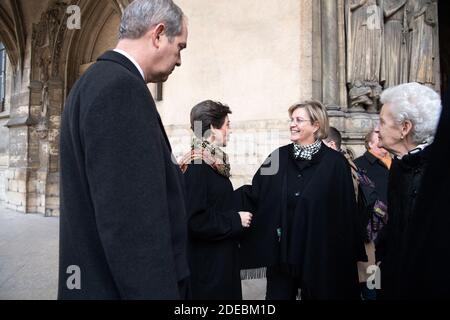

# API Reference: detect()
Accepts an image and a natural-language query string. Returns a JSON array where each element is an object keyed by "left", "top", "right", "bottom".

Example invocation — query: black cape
[
  {"left": 397, "top": 89, "right": 450, "bottom": 299},
  {"left": 234, "top": 144, "right": 366, "bottom": 299}
]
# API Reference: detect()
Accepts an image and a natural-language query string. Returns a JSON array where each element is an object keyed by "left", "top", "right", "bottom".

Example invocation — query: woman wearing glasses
[{"left": 235, "top": 100, "right": 366, "bottom": 300}]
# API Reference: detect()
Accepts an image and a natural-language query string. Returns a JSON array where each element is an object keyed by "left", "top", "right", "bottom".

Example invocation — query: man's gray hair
[
  {"left": 119, "top": 0, "right": 184, "bottom": 41},
  {"left": 380, "top": 82, "right": 442, "bottom": 145}
]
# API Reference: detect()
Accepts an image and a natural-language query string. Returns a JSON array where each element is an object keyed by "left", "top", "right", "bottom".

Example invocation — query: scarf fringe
[{"left": 240, "top": 267, "right": 267, "bottom": 280}]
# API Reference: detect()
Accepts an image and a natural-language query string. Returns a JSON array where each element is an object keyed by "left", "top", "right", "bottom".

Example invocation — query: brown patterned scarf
[{"left": 179, "top": 137, "right": 231, "bottom": 178}]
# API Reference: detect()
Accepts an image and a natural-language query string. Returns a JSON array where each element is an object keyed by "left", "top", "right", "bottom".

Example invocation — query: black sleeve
[
  {"left": 374, "top": 218, "right": 389, "bottom": 263},
  {"left": 232, "top": 161, "right": 267, "bottom": 214},
  {"left": 375, "top": 171, "right": 396, "bottom": 264},
  {"left": 357, "top": 185, "right": 372, "bottom": 243},
  {"left": 82, "top": 82, "right": 180, "bottom": 299},
  {"left": 341, "top": 159, "right": 368, "bottom": 263},
  {"left": 184, "top": 164, "right": 243, "bottom": 241}
]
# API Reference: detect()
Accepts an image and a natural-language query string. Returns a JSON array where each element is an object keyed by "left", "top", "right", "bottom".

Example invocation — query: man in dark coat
[
  {"left": 58, "top": 0, "right": 189, "bottom": 299},
  {"left": 354, "top": 130, "right": 390, "bottom": 270},
  {"left": 354, "top": 130, "right": 390, "bottom": 209}
]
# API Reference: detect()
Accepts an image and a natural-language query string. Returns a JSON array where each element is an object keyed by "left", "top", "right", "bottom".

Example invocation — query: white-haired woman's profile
[{"left": 374, "top": 82, "right": 442, "bottom": 300}]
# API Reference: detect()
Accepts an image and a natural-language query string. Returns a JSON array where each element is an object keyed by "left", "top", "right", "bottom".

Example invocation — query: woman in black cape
[{"left": 234, "top": 101, "right": 367, "bottom": 300}]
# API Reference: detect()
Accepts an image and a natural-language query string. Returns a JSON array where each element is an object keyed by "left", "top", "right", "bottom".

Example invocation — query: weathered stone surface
[
  {"left": 0, "top": 0, "right": 445, "bottom": 214},
  {"left": 5, "top": 191, "right": 25, "bottom": 207}
]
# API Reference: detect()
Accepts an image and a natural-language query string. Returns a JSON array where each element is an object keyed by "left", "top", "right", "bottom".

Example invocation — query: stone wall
[
  {"left": 0, "top": 56, "right": 11, "bottom": 203},
  {"left": 0, "top": 0, "right": 441, "bottom": 214},
  {"left": 156, "top": 0, "right": 311, "bottom": 125}
]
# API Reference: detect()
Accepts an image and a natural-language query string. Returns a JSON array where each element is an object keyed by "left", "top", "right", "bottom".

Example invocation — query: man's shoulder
[
  {"left": 69, "top": 58, "right": 153, "bottom": 113},
  {"left": 354, "top": 153, "right": 370, "bottom": 167},
  {"left": 81, "top": 59, "right": 145, "bottom": 91}
]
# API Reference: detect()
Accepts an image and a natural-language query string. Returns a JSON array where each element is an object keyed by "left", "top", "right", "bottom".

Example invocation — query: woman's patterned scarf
[
  {"left": 179, "top": 137, "right": 231, "bottom": 178},
  {"left": 293, "top": 140, "right": 322, "bottom": 160}
]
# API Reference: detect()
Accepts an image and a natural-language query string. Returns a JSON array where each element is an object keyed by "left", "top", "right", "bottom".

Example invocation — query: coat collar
[
  {"left": 364, "top": 151, "right": 379, "bottom": 165},
  {"left": 401, "top": 145, "right": 432, "bottom": 169},
  {"left": 97, "top": 51, "right": 146, "bottom": 84}
]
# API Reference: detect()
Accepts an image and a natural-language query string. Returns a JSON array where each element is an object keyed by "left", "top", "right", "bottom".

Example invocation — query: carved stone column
[
  {"left": 322, "top": 0, "right": 340, "bottom": 110},
  {"left": 313, "top": 0, "right": 348, "bottom": 111}
]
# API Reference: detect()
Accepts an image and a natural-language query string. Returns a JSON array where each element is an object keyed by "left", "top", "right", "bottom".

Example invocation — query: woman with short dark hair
[{"left": 180, "top": 100, "right": 252, "bottom": 300}]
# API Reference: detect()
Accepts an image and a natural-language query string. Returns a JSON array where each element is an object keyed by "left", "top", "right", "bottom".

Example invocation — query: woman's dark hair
[{"left": 190, "top": 100, "right": 232, "bottom": 138}]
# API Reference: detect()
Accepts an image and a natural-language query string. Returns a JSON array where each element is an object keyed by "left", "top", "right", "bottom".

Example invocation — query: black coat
[
  {"left": 58, "top": 51, "right": 189, "bottom": 299},
  {"left": 354, "top": 152, "right": 390, "bottom": 242},
  {"left": 354, "top": 151, "right": 389, "bottom": 205},
  {"left": 183, "top": 163, "right": 243, "bottom": 300},
  {"left": 398, "top": 90, "right": 450, "bottom": 299},
  {"left": 234, "top": 144, "right": 366, "bottom": 299},
  {"left": 377, "top": 146, "right": 431, "bottom": 300}
]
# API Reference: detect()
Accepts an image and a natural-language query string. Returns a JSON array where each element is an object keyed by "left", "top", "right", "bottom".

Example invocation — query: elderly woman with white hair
[{"left": 374, "top": 82, "right": 442, "bottom": 300}]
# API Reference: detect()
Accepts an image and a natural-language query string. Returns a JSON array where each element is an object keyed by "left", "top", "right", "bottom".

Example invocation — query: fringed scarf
[
  {"left": 179, "top": 137, "right": 231, "bottom": 178},
  {"left": 240, "top": 267, "right": 267, "bottom": 281}
]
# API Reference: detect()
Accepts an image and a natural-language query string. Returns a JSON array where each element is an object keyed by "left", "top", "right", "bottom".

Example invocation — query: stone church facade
[{"left": 0, "top": 0, "right": 447, "bottom": 215}]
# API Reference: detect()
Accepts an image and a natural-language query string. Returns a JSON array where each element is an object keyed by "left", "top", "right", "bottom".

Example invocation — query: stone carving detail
[
  {"left": 36, "top": 84, "right": 49, "bottom": 140},
  {"left": 383, "top": 0, "right": 408, "bottom": 88},
  {"left": 344, "top": 0, "right": 439, "bottom": 111},
  {"left": 31, "top": 1, "right": 67, "bottom": 137},
  {"left": 346, "top": 0, "right": 384, "bottom": 112},
  {"left": 405, "top": 0, "right": 438, "bottom": 86}
]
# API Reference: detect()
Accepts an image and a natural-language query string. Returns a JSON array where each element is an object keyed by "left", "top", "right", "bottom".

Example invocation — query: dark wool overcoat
[
  {"left": 354, "top": 151, "right": 389, "bottom": 205},
  {"left": 184, "top": 162, "right": 243, "bottom": 300},
  {"left": 397, "top": 88, "right": 450, "bottom": 299},
  {"left": 58, "top": 51, "right": 189, "bottom": 299},
  {"left": 377, "top": 146, "right": 431, "bottom": 300}
]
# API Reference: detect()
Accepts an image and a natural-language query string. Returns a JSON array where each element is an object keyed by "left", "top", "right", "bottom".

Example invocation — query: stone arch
[
  {"left": 25, "top": 0, "right": 123, "bottom": 215},
  {"left": 0, "top": 1, "right": 26, "bottom": 72},
  {"left": 59, "top": 0, "right": 122, "bottom": 98}
]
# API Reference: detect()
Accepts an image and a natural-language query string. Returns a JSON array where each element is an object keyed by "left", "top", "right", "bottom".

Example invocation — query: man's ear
[{"left": 151, "top": 23, "right": 166, "bottom": 48}]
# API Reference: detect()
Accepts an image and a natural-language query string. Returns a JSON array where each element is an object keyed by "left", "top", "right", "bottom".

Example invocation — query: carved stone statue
[
  {"left": 405, "top": 0, "right": 438, "bottom": 86},
  {"left": 349, "top": 80, "right": 382, "bottom": 112},
  {"left": 383, "top": 0, "right": 408, "bottom": 88},
  {"left": 346, "top": 0, "right": 384, "bottom": 111},
  {"left": 36, "top": 83, "right": 49, "bottom": 140}
]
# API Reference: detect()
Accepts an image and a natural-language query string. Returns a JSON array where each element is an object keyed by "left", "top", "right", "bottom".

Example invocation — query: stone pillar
[
  {"left": 43, "top": 79, "right": 63, "bottom": 216},
  {"left": 318, "top": 0, "right": 348, "bottom": 111},
  {"left": 33, "top": 79, "right": 63, "bottom": 217},
  {"left": 4, "top": 77, "right": 62, "bottom": 216},
  {"left": 321, "top": 0, "right": 340, "bottom": 110},
  {"left": 5, "top": 81, "right": 32, "bottom": 213},
  {"left": 26, "top": 80, "right": 44, "bottom": 213}
]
